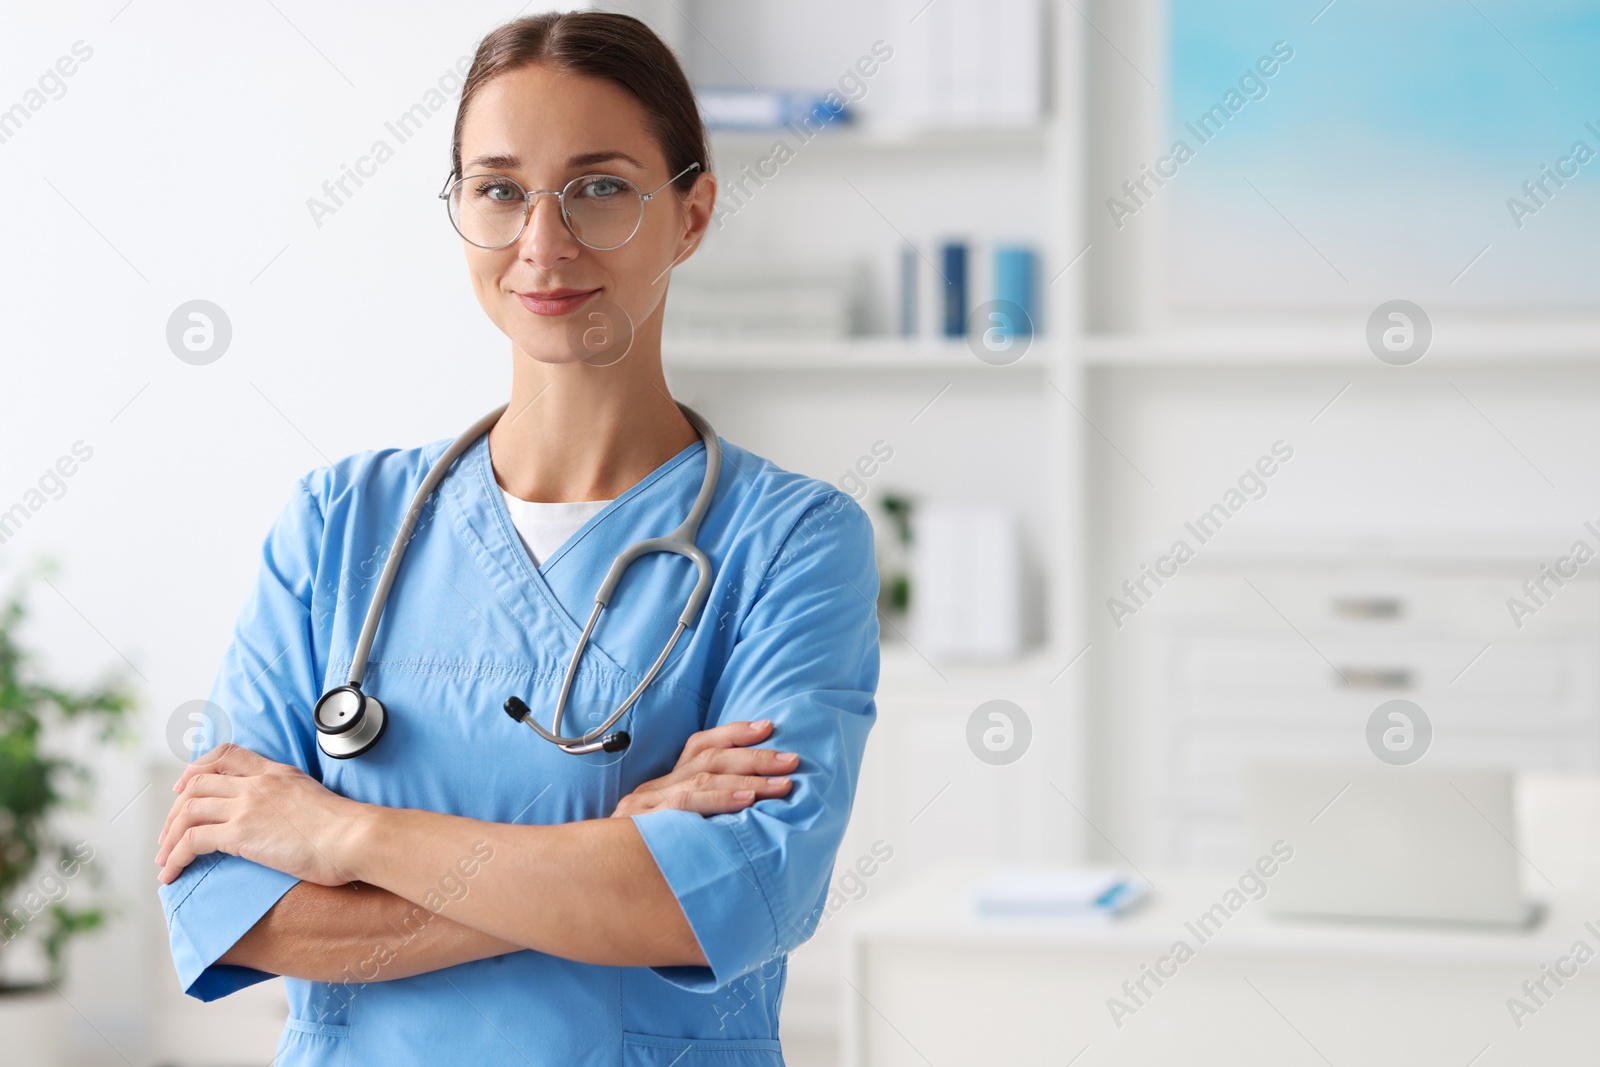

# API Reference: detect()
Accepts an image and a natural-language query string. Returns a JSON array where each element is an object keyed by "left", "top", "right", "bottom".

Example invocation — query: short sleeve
[
  {"left": 631, "top": 490, "right": 880, "bottom": 992},
  {"left": 158, "top": 477, "right": 326, "bottom": 1001}
]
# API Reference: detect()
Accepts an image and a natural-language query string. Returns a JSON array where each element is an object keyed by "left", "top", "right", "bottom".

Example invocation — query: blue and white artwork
[{"left": 1157, "top": 0, "right": 1600, "bottom": 312}]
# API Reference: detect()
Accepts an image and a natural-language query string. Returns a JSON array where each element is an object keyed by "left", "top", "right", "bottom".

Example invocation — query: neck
[{"left": 486, "top": 324, "right": 698, "bottom": 503}]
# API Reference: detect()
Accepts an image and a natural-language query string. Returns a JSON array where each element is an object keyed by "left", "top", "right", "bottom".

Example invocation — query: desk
[{"left": 843, "top": 866, "right": 1600, "bottom": 1066}]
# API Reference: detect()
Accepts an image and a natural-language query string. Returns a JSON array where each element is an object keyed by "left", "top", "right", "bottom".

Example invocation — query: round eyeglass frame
[{"left": 438, "top": 161, "right": 701, "bottom": 252}]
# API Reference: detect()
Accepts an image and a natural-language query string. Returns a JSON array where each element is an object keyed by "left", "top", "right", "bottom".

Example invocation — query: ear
[{"left": 671, "top": 170, "right": 717, "bottom": 268}]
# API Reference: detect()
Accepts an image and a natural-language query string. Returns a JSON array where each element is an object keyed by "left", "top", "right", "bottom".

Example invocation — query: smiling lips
[{"left": 517, "top": 288, "right": 599, "bottom": 316}]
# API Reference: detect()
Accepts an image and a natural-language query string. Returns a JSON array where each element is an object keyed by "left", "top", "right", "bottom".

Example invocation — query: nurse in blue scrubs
[{"left": 153, "top": 11, "right": 879, "bottom": 1065}]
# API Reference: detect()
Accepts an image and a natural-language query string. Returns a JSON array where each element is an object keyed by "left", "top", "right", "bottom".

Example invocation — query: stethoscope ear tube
[
  {"left": 504, "top": 698, "right": 630, "bottom": 754},
  {"left": 347, "top": 404, "right": 509, "bottom": 690},
  {"left": 510, "top": 402, "right": 720, "bottom": 754},
  {"left": 316, "top": 405, "right": 506, "bottom": 761}
]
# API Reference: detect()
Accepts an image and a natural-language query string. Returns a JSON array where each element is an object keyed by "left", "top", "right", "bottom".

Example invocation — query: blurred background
[{"left": 5, "top": 0, "right": 1600, "bottom": 1064}]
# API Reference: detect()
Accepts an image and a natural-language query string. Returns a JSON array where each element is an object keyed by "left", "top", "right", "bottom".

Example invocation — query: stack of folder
[{"left": 971, "top": 868, "right": 1150, "bottom": 922}]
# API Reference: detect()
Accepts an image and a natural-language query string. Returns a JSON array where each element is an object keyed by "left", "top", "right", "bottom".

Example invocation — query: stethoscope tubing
[
  {"left": 337, "top": 401, "right": 720, "bottom": 756},
  {"left": 348, "top": 404, "right": 508, "bottom": 689}
]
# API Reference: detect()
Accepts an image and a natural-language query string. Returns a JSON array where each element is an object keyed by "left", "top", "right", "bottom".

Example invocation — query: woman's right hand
[{"left": 610, "top": 719, "right": 798, "bottom": 818}]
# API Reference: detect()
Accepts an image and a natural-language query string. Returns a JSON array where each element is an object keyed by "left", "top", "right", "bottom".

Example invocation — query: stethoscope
[{"left": 312, "top": 401, "right": 721, "bottom": 760}]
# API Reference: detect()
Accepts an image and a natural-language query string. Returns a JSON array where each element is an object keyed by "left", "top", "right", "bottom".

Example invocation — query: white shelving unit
[
  {"left": 707, "top": 123, "right": 1051, "bottom": 158},
  {"left": 611, "top": 1, "right": 1093, "bottom": 1058},
  {"left": 1071, "top": 0, "right": 1600, "bottom": 885},
  {"left": 664, "top": 337, "right": 1052, "bottom": 372},
  {"left": 1080, "top": 323, "right": 1600, "bottom": 367}
]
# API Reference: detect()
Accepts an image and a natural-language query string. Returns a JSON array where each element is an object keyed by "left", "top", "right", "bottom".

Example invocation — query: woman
[{"left": 153, "top": 12, "right": 879, "bottom": 1065}]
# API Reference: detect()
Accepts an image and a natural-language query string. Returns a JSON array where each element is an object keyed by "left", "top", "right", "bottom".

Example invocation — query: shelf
[
  {"left": 667, "top": 321, "right": 1600, "bottom": 372},
  {"left": 1082, "top": 320, "right": 1600, "bottom": 368},
  {"left": 663, "top": 336, "right": 1053, "bottom": 372},
  {"left": 707, "top": 122, "right": 1050, "bottom": 158}
]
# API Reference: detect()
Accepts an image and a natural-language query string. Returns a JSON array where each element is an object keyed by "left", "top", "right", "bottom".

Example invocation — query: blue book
[
  {"left": 696, "top": 87, "right": 854, "bottom": 131},
  {"left": 898, "top": 246, "right": 918, "bottom": 337},
  {"left": 993, "top": 245, "right": 1038, "bottom": 338},
  {"left": 940, "top": 241, "right": 967, "bottom": 338}
]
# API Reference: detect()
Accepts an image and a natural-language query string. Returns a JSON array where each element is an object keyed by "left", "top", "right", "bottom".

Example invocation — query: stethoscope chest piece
[{"left": 315, "top": 684, "right": 387, "bottom": 759}]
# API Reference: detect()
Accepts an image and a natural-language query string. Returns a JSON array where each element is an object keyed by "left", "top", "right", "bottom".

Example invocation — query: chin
[
  {"left": 516, "top": 343, "right": 588, "bottom": 365},
  {"left": 498, "top": 314, "right": 566, "bottom": 361}
]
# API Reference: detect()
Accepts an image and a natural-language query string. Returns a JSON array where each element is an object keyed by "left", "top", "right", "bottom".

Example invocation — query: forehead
[{"left": 459, "top": 63, "right": 664, "bottom": 174}]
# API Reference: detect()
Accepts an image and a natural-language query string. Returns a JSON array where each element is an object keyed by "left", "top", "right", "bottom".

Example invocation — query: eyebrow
[{"left": 463, "top": 150, "right": 647, "bottom": 173}]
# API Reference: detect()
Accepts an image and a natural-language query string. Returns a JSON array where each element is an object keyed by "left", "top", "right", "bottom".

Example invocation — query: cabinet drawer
[
  {"left": 1166, "top": 637, "right": 1594, "bottom": 729},
  {"left": 1155, "top": 567, "right": 1600, "bottom": 638},
  {"left": 1138, "top": 555, "right": 1600, "bottom": 871}
]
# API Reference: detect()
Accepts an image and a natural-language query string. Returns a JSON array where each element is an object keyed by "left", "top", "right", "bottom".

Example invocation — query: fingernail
[
  {"left": 749, "top": 720, "right": 770, "bottom": 732},
  {"left": 779, "top": 752, "right": 798, "bottom": 763},
  {"left": 767, "top": 777, "right": 790, "bottom": 787},
  {"left": 733, "top": 790, "right": 755, "bottom": 801}
]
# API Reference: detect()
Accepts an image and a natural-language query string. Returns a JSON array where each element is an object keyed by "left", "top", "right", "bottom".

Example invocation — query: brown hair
[{"left": 451, "top": 12, "right": 710, "bottom": 197}]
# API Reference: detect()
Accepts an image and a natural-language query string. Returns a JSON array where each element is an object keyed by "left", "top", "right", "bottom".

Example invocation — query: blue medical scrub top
[{"left": 157, "top": 424, "right": 880, "bottom": 1066}]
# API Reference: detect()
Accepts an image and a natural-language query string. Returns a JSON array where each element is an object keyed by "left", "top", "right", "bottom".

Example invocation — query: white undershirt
[{"left": 500, "top": 490, "right": 613, "bottom": 568}]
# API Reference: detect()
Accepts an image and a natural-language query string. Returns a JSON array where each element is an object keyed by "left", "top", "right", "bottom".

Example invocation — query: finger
[
  {"left": 677, "top": 720, "right": 773, "bottom": 765},
  {"left": 656, "top": 747, "right": 800, "bottom": 793},
  {"left": 161, "top": 772, "right": 240, "bottom": 844},
  {"left": 681, "top": 771, "right": 793, "bottom": 796},
  {"left": 158, "top": 796, "right": 228, "bottom": 863},
  {"left": 157, "top": 796, "right": 233, "bottom": 864},
  {"left": 610, "top": 793, "right": 644, "bottom": 819},
  {"left": 652, "top": 772, "right": 793, "bottom": 810},
  {"left": 698, "top": 747, "right": 801, "bottom": 777},
  {"left": 697, "top": 773, "right": 793, "bottom": 797},
  {"left": 157, "top": 822, "right": 227, "bottom": 884},
  {"left": 665, "top": 788, "right": 767, "bottom": 816},
  {"left": 160, "top": 772, "right": 242, "bottom": 845},
  {"left": 171, "top": 742, "right": 264, "bottom": 793}
]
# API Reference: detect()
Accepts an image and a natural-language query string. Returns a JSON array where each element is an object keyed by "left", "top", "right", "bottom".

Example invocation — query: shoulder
[
  {"left": 713, "top": 438, "right": 876, "bottom": 570},
  {"left": 292, "top": 433, "right": 456, "bottom": 525}
]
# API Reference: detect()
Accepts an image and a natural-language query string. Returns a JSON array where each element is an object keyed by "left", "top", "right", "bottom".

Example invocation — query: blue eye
[
  {"left": 474, "top": 179, "right": 521, "bottom": 203},
  {"left": 579, "top": 177, "right": 628, "bottom": 200}
]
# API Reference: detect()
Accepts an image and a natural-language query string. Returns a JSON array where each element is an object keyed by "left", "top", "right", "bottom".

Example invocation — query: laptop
[{"left": 1243, "top": 760, "right": 1542, "bottom": 928}]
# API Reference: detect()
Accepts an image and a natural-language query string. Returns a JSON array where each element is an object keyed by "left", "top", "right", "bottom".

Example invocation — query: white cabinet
[
  {"left": 1139, "top": 558, "right": 1600, "bottom": 869},
  {"left": 844, "top": 866, "right": 1600, "bottom": 1067}
]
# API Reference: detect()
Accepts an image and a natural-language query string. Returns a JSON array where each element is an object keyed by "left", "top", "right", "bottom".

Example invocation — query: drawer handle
[
  {"left": 1332, "top": 597, "right": 1404, "bottom": 619},
  {"left": 1336, "top": 666, "right": 1413, "bottom": 689}
]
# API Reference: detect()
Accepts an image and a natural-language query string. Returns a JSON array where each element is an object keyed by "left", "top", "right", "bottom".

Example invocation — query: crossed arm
[
  {"left": 217, "top": 880, "right": 517, "bottom": 983},
  {"left": 159, "top": 720, "right": 799, "bottom": 983}
]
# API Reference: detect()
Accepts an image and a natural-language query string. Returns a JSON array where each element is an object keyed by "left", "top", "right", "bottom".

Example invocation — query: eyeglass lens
[{"left": 448, "top": 174, "right": 644, "bottom": 250}]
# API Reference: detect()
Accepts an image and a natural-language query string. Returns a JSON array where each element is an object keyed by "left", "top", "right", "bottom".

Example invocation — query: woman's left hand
[{"left": 155, "top": 743, "right": 370, "bottom": 887}]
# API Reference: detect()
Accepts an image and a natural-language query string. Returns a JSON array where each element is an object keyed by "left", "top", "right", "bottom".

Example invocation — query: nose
[{"left": 517, "top": 190, "right": 580, "bottom": 264}]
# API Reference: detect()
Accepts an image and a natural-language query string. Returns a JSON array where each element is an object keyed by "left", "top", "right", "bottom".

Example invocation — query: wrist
[{"left": 341, "top": 801, "right": 393, "bottom": 885}]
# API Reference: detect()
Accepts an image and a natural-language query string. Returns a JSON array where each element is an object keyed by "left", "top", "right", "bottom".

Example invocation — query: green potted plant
[
  {"left": 877, "top": 491, "right": 915, "bottom": 621},
  {"left": 0, "top": 564, "right": 137, "bottom": 1062}
]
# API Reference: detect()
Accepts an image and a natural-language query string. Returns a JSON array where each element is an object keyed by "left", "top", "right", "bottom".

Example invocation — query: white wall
[{"left": 2, "top": 1, "right": 566, "bottom": 1058}]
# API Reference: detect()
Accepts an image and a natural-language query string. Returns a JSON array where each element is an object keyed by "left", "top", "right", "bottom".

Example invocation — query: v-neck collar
[
  {"left": 440, "top": 428, "right": 708, "bottom": 678},
  {"left": 497, "top": 492, "right": 614, "bottom": 572}
]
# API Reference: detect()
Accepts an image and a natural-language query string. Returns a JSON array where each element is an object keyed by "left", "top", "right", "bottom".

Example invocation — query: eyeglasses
[{"left": 438, "top": 161, "right": 701, "bottom": 251}]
